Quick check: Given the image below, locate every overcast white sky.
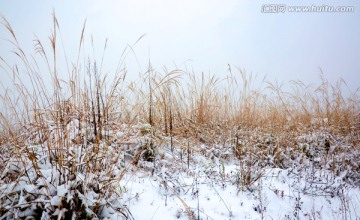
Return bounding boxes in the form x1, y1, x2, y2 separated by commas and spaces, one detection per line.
1, 0, 359, 91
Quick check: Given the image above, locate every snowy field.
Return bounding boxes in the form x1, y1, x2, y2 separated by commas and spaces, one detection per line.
121, 165, 360, 220
1, 121, 360, 220
1, 2, 360, 219
120, 138, 360, 220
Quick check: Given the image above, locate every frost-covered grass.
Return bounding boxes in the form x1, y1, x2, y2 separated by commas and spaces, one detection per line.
117, 125, 360, 220
1, 13, 360, 219
2, 122, 359, 219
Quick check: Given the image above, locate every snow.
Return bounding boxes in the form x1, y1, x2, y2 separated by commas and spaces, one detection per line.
57, 184, 69, 197
1, 123, 360, 219
117, 153, 360, 220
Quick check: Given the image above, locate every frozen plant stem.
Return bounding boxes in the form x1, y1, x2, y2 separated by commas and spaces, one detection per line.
148, 64, 153, 126
187, 138, 190, 170
257, 180, 268, 220
196, 177, 200, 220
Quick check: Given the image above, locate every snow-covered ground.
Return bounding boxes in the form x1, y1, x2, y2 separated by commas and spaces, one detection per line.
1, 124, 359, 219
119, 144, 360, 220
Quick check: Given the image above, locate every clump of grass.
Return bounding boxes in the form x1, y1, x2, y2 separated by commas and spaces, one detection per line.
0, 13, 132, 219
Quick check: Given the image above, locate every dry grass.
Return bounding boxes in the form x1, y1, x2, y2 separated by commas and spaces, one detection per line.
123, 65, 359, 138
0, 14, 133, 219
